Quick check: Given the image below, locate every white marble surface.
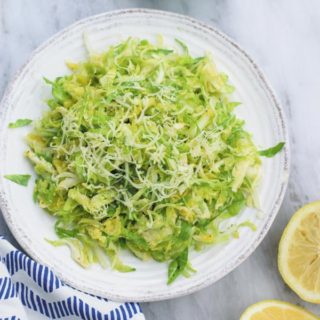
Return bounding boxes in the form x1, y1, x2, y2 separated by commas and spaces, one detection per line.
1, 0, 320, 319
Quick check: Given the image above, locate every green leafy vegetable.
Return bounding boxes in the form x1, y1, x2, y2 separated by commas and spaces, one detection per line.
175, 38, 189, 54
168, 248, 189, 284
4, 174, 31, 186
259, 142, 285, 157
26, 38, 262, 283
8, 119, 32, 128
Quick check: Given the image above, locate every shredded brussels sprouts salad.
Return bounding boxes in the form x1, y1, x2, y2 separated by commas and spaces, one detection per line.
7, 37, 283, 284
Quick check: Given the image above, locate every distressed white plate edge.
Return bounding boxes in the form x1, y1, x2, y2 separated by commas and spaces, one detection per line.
0, 8, 290, 302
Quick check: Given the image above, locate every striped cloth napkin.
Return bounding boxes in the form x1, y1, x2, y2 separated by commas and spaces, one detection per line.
0, 236, 144, 320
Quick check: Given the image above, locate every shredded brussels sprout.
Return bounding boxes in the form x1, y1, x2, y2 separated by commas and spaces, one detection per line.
26, 38, 262, 283
4, 174, 31, 186
9, 118, 32, 128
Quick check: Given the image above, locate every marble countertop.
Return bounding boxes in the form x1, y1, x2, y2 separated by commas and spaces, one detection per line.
1, 0, 320, 319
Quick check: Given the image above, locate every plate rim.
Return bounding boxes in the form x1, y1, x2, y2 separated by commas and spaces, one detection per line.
0, 8, 290, 302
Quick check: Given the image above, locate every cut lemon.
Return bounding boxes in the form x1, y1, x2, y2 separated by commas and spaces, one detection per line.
278, 201, 320, 303
240, 300, 319, 320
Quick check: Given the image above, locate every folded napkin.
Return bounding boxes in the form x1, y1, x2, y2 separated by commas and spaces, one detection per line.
0, 236, 144, 320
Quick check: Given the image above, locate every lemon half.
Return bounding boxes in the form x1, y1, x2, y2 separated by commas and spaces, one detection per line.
240, 300, 319, 320
278, 201, 320, 303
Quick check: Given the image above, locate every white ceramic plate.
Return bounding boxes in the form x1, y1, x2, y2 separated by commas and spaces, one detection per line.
0, 9, 289, 302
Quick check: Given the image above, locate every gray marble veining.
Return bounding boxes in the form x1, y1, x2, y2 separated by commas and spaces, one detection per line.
1, 0, 320, 319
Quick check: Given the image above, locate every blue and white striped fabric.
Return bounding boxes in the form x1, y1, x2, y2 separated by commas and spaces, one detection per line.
0, 236, 144, 320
